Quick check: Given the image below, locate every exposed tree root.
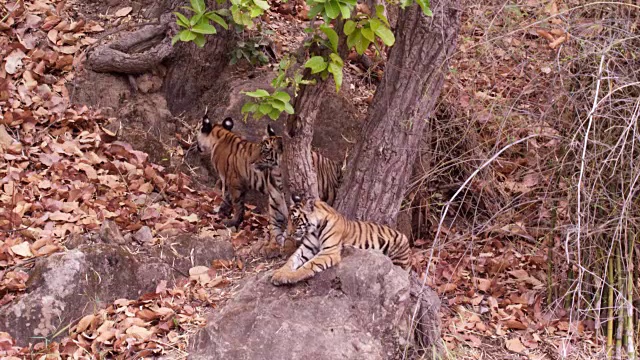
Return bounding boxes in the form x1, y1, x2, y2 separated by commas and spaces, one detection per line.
86, 20, 173, 74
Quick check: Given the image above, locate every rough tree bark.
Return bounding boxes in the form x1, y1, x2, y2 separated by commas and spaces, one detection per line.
334, 0, 461, 226
162, 27, 231, 113
283, 82, 326, 201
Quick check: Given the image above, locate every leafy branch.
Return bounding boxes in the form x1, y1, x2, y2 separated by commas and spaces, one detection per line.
172, 0, 228, 47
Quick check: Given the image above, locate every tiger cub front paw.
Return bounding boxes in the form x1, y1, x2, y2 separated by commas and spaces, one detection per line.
271, 267, 298, 286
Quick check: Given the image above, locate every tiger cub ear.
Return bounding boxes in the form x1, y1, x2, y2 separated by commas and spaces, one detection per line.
267, 124, 276, 137
201, 114, 213, 134
222, 117, 234, 131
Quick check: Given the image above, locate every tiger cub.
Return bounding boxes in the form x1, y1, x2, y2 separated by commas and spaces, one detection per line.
197, 114, 288, 245
254, 126, 343, 206
271, 196, 411, 285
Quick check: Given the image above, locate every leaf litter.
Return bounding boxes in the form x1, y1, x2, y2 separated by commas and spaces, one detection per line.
0, 0, 277, 357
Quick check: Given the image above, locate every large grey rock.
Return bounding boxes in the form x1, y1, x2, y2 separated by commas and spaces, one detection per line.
149, 234, 236, 275
0, 244, 174, 346
189, 248, 427, 360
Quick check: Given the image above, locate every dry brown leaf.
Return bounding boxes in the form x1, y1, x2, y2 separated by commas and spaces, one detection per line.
76, 314, 95, 333
0, 125, 16, 148
505, 337, 526, 354
474, 277, 492, 292
125, 325, 153, 340
536, 29, 554, 42
115, 7, 133, 17
36, 244, 61, 256
438, 283, 457, 293
504, 319, 528, 330
5, 49, 26, 75
10, 242, 33, 258
508, 269, 529, 279
47, 29, 58, 44
95, 329, 116, 343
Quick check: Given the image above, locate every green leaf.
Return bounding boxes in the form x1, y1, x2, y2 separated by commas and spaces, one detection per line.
244, 89, 270, 98
272, 91, 291, 103
339, 4, 351, 19
329, 52, 343, 66
375, 5, 390, 27
415, 0, 433, 16
231, 6, 242, 24
346, 29, 359, 49
324, 0, 340, 19
174, 12, 190, 27
216, 8, 231, 16
194, 33, 206, 47
283, 101, 294, 114
357, 37, 370, 54
259, 103, 273, 115
241, 102, 259, 114
250, 6, 263, 18
343, 20, 356, 35
327, 62, 343, 92
192, 22, 217, 34
270, 99, 286, 111
348, 30, 369, 55
369, 18, 381, 32
304, 56, 328, 74
171, 33, 181, 45
361, 27, 374, 42
241, 12, 253, 27
190, 0, 206, 14
253, 0, 270, 10
308, 4, 324, 19
268, 108, 282, 120
320, 25, 339, 52
190, 12, 204, 26
374, 25, 395, 46
400, 0, 411, 9
179, 29, 197, 42
206, 12, 228, 29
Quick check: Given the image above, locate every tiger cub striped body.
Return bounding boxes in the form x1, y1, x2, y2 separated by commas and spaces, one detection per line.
197, 115, 288, 244
253, 131, 343, 206
271, 197, 411, 285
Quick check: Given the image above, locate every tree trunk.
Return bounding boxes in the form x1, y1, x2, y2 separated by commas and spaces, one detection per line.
283, 26, 348, 203
334, 0, 461, 226
283, 82, 328, 201
162, 1, 231, 113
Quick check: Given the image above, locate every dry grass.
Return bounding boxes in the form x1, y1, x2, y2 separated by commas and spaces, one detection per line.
408, 0, 640, 358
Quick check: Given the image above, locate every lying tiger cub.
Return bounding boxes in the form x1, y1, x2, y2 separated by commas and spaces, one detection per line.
271, 196, 412, 285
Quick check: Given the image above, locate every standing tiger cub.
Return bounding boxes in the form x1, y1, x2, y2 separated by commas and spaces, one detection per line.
271, 196, 412, 286
197, 114, 288, 245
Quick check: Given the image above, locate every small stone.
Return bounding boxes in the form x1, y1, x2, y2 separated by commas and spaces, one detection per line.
99, 220, 126, 244
133, 226, 153, 244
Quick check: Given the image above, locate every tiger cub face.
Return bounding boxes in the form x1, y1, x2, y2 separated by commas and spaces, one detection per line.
289, 195, 318, 242
196, 114, 234, 153
253, 124, 283, 171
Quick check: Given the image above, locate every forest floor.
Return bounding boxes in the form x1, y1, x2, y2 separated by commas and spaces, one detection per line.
0, 0, 612, 359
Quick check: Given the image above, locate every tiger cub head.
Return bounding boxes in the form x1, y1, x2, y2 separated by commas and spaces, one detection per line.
289, 195, 318, 241
196, 111, 234, 153
253, 124, 283, 170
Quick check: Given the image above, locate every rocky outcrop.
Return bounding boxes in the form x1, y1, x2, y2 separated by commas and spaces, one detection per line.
189, 248, 440, 359
0, 244, 172, 346
0, 234, 235, 346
